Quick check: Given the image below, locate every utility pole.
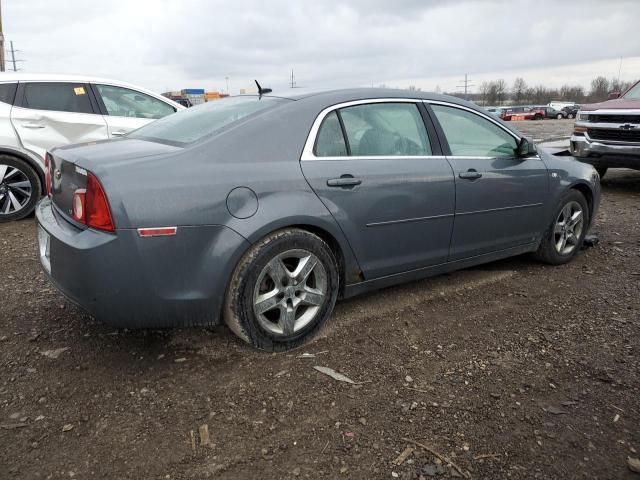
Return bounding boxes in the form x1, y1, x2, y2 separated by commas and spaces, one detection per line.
290, 69, 296, 88
456, 73, 475, 100
8, 40, 17, 71
0, 1, 5, 72
225, 76, 229, 94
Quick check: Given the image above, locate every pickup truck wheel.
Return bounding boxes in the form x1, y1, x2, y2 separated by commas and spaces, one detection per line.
0, 156, 42, 223
224, 228, 339, 352
534, 190, 589, 266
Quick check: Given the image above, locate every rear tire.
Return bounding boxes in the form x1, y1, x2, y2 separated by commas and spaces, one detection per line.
224, 228, 339, 351
534, 190, 589, 265
534, 114, 543, 120
0, 156, 42, 223
556, 113, 564, 119
595, 167, 608, 179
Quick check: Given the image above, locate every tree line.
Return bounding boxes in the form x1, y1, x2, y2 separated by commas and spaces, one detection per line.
467, 76, 637, 106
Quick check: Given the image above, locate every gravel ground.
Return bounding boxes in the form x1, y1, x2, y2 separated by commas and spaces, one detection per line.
1, 150, 639, 478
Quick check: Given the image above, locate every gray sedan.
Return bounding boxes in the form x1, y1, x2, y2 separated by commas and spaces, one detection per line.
36, 88, 601, 351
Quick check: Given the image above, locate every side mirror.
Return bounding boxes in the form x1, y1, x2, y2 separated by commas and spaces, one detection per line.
608, 91, 621, 100
517, 137, 536, 157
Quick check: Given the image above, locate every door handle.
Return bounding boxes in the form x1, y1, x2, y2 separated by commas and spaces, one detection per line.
327, 177, 362, 187
111, 130, 127, 136
459, 170, 482, 180
21, 123, 45, 129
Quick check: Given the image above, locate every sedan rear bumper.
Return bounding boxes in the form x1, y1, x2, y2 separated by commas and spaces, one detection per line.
36, 198, 249, 328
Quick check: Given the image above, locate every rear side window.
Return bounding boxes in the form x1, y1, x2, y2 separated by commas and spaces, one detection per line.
96, 84, 175, 119
314, 111, 348, 157
0, 83, 17, 105
314, 102, 431, 157
21, 82, 94, 114
130, 96, 286, 146
340, 103, 431, 156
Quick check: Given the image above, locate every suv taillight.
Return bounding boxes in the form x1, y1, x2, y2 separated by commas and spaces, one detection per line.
71, 172, 115, 232
44, 153, 52, 197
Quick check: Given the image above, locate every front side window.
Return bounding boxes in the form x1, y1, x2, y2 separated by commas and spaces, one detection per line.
22, 82, 94, 114
96, 84, 175, 119
431, 104, 518, 158
129, 96, 286, 146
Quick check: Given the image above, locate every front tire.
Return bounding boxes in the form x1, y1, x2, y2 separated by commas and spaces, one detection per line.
0, 156, 42, 223
224, 228, 339, 351
534, 190, 589, 265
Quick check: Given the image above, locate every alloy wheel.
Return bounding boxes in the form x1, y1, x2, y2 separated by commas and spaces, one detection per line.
0, 164, 33, 216
553, 201, 584, 255
253, 249, 328, 337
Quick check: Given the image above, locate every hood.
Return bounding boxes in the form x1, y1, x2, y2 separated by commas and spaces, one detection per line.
580, 98, 640, 111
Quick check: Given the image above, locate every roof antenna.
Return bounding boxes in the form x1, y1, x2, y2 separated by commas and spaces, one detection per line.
255, 80, 272, 99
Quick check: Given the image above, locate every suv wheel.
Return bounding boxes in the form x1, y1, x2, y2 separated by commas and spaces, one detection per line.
224, 228, 339, 351
556, 113, 564, 119
534, 190, 589, 265
0, 156, 42, 222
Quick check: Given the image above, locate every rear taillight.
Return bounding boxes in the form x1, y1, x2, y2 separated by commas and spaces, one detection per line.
71, 172, 115, 232
44, 153, 52, 197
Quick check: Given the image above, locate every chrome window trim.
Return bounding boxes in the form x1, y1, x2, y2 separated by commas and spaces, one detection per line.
300, 98, 434, 161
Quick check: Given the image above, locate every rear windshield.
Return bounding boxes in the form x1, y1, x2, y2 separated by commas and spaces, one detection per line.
129, 96, 287, 146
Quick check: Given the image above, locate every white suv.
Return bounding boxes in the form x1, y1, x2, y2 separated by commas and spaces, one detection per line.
0, 73, 183, 222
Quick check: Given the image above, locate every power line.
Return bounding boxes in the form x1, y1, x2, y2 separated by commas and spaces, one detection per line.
456, 73, 475, 100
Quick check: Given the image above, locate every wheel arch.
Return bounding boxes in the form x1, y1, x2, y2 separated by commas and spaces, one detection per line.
569, 181, 594, 219
0, 147, 45, 193
238, 218, 363, 298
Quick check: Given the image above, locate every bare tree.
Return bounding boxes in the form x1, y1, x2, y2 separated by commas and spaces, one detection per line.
494, 79, 507, 105
512, 77, 527, 104
589, 76, 610, 102
479, 81, 491, 105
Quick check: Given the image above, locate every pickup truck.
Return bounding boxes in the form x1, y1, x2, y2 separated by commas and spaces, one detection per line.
570, 80, 640, 177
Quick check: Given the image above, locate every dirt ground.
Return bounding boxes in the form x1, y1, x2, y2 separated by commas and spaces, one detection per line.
1, 127, 639, 479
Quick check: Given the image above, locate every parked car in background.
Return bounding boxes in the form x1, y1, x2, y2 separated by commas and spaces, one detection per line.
500, 106, 536, 121
0, 74, 183, 222
531, 106, 566, 120
562, 105, 580, 119
483, 106, 504, 118
549, 101, 577, 111
570, 80, 640, 177
37, 89, 600, 351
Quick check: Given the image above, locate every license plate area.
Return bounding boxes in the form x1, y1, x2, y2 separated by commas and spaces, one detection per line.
37, 225, 51, 274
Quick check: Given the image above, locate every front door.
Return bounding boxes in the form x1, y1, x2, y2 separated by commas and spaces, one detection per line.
92, 84, 177, 138
428, 103, 549, 261
11, 82, 108, 160
301, 101, 455, 280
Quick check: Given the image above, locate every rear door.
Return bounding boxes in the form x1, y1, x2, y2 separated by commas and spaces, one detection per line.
428, 102, 548, 261
301, 100, 455, 280
10, 82, 108, 159
92, 84, 177, 137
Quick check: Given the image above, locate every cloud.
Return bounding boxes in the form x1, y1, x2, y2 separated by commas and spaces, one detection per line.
4, 0, 640, 93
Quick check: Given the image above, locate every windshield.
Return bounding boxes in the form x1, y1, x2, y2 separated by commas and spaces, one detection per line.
624, 82, 640, 99
129, 96, 287, 146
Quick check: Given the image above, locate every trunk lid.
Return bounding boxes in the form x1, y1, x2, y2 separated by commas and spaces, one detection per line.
49, 138, 182, 222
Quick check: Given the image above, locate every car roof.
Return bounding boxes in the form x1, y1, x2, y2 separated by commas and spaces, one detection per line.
0, 72, 183, 108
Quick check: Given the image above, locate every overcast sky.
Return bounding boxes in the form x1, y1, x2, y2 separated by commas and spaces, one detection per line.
3, 0, 640, 94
